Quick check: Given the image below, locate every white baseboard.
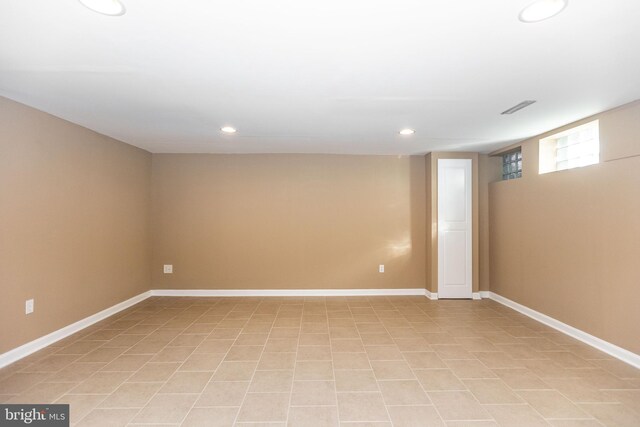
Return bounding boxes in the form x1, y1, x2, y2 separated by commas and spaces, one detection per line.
10, 288, 635, 373
425, 291, 484, 300
425, 290, 438, 300
487, 291, 640, 369
0, 288, 428, 368
0, 291, 152, 369
151, 288, 427, 297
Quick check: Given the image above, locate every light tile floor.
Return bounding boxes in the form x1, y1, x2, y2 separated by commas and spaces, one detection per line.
1, 296, 639, 426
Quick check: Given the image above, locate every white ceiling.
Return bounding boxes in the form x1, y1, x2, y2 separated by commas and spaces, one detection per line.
1, 0, 639, 154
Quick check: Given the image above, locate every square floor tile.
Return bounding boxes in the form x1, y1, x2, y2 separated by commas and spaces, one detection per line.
98, 382, 162, 408
414, 369, 466, 391
403, 352, 446, 369
289, 406, 339, 427
249, 370, 293, 392
294, 361, 334, 380
333, 353, 371, 370
486, 404, 548, 427
182, 407, 239, 427
387, 405, 444, 427
518, 390, 589, 419
76, 408, 139, 427
160, 371, 212, 393
337, 392, 390, 422
257, 352, 297, 370
378, 380, 431, 405
370, 360, 415, 380
196, 381, 249, 407
212, 361, 257, 381
291, 380, 337, 406
237, 392, 289, 422
428, 391, 492, 421
464, 379, 523, 404
335, 370, 378, 392
179, 353, 224, 371
132, 393, 198, 423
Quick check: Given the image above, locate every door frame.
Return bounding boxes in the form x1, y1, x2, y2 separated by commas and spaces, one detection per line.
437, 158, 473, 299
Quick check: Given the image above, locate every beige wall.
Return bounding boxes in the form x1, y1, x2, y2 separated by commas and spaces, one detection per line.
151, 154, 426, 290
0, 97, 152, 354
479, 154, 501, 291
489, 100, 640, 354
425, 154, 433, 292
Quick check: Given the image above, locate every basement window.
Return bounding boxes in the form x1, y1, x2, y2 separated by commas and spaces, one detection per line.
502, 149, 522, 180
539, 120, 599, 174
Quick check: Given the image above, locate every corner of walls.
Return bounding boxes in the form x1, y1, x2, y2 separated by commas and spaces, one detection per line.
478, 153, 502, 292
488, 100, 640, 356
424, 153, 435, 293
0, 96, 154, 355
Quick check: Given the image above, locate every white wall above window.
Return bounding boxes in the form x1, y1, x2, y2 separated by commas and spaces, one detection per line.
539, 120, 600, 174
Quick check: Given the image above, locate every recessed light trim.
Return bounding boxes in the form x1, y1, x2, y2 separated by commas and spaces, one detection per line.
78, 0, 126, 16
399, 129, 415, 135
519, 0, 568, 23
221, 126, 237, 134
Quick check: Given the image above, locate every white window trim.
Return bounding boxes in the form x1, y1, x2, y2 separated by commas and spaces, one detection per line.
539, 120, 600, 174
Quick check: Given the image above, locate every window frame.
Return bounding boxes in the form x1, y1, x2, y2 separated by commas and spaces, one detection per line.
539, 120, 600, 174
502, 148, 522, 181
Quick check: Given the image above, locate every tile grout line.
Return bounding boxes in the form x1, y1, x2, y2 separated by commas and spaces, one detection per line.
170, 298, 239, 426
413, 298, 484, 424
13, 303, 158, 406
95, 298, 226, 426
230, 299, 279, 425
376, 297, 440, 425
328, 298, 344, 425
350, 296, 394, 425
397, 297, 451, 425
67, 300, 172, 425
285, 297, 314, 426
2, 296, 638, 426
120, 300, 211, 426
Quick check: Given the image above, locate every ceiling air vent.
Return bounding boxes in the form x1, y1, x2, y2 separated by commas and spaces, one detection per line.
501, 100, 536, 115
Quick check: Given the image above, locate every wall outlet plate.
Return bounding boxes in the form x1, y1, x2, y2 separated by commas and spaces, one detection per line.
379, 264, 385, 273
25, 299, 34, 314
163, 264, 173, 274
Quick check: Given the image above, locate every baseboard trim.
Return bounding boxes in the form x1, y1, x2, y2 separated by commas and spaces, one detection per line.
151, 288, 427, 297
12, 288, 633, 373
0, 291, 152, 369
425, 291, 483, 300
425, 290, 438, 300
487, 291, 640, 369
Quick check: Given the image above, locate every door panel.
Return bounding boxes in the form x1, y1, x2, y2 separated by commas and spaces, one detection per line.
443, 230, 467, 286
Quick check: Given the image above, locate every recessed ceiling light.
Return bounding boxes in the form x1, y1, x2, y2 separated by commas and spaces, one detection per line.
78, 0, 126, 16
221, 126, 237, 134
399, 129, 415, 135
519, 0, 568, 23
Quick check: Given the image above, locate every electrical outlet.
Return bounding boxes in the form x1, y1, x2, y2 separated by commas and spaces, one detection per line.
25, 299, 34, 315
379, 264, 385, 273
163, 264, 173, 274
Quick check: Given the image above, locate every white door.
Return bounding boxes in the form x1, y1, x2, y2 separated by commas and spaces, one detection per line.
437, 159, 472, 299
